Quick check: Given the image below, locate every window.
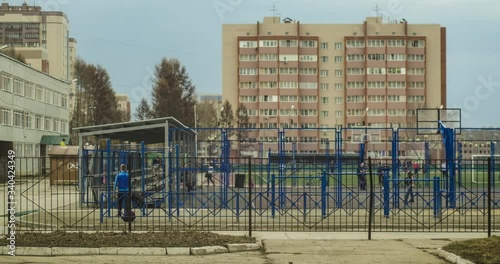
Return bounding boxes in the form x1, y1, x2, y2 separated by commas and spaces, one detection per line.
409, 82, 425, 88
25, 33, 39, 39
367, 81, 385, 89
260, 95, 278, 102
346, 82, 365, 89
299, 68, 317, 75
388, 109, 406, 116
334, 56, 342, 63
25, 113, 33, 129
346, 40, 365, 47
300, 95, 317, 102
259, 40, 278, 47
260, 81, 277, 88
320, 70, 329, 77
387, 39, 406, 47
279, 95, 298, 102
299, 109, 317, 116
259, 109, 278, 117
407, 54, 425, 61
367, 54, 385, 61
335, 42, 342, 50
346, 68, 365, 75
320, 42, 328, 50
387, 95, 403, 102
320, 83, 329, 91
53, 119, 60, 133
260, 54, 278, 61
320, 56, 328, 63
408, 68, 425, 75
2, 74, 12, 92
367, 95, 385, 102
240, 82, 258, 89
35, 115, 43, 130
279, 68, 298, 75
410, 40, 425, 48
13, 78, 24, 95
346, 54, 365, 61
335, 70, 342, 77
388, 54, 406, 61
259, 68, 277, 75
53, 92, 61, 107
322, 97, 329, 104
279, 81, 298, 89
387, 68, 405, 74
335, 83, 343, 90
408, 95, 425, 102
335, 111, 343, 118
45, 89, 53, 104
367, 68, 386, 75
346, 109, 364, 116
367, 109, 386, 116
239, 54, 257, 61
280, 40, 298, 47
35, 85, 44, 101
61, 95, 68, 108
1, 108, 12, 126
299, 55, 317, 61
240, 96, 257, 102
388, 81, 406, 88
299, 82, 317, 89
300, 40, 317, 48
335, 97, 343, 104
239, 41, 257, 48
279, 54, 298, 62
347, 95, 365, 103
239, 68, 258, 75
44, 117, 52, 131
367, 39, 385, 47
13, 111, 23, 127
320, 111, 329, 118
25, 82, 34, 99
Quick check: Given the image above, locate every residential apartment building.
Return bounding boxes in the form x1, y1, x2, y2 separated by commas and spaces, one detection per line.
116, 93, 131, 121
0, 2, 74, 81
223, 16, 446, 154
0, 52, 70, 175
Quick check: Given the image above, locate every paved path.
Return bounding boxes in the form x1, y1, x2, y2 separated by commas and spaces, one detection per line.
3, 232, 489, 263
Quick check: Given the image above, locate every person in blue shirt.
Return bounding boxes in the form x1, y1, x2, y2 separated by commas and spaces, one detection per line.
114, 164, 129, 216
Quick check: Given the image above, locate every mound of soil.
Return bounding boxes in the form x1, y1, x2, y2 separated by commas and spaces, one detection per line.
9, 231, 256, 248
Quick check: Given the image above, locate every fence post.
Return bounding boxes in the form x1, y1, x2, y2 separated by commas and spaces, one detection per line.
248, 157, 252, 238
321, 171, 327, 218
488, 157, 492, 237
271, 174, 276, 218
433, 177, 441, 218
368, 157, 374, 240
383, 170, 390, 218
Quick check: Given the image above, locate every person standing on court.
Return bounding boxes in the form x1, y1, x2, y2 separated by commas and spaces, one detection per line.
114, 164, 130, 216
357, 162, 367, 190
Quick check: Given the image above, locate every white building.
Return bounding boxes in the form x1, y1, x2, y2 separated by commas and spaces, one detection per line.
0, 52, 70, 175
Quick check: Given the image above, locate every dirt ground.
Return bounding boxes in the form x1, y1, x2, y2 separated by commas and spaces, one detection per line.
7, 231, 256, 248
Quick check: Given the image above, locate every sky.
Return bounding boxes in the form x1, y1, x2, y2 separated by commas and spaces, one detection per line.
9, 0, 500, 127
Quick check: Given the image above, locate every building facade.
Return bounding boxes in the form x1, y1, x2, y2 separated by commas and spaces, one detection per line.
116, 93, 131, 121
0, 2, 74, 81
0, 52, 70, 174
223, 16, 446, 154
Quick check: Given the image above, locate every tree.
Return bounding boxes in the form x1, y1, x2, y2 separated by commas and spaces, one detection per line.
220, 100, 234, 129
236, 103, 250, 140
151, 58, 196, 127
70, 58, 122, 144
135, 98, 153, 120
0, 46, 26, 63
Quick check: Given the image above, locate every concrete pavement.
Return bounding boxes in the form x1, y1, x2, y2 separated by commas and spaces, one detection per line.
2, 232, 488, 263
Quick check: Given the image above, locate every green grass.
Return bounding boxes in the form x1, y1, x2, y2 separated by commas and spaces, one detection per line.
442, 236, 500, 264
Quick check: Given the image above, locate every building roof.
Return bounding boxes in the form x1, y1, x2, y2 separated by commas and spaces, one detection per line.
73, 117, 195, 145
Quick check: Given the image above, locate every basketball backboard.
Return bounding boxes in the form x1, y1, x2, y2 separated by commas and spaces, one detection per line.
417, 108, 461, 135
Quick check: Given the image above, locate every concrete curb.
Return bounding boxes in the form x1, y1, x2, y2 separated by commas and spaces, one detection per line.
435, 248, 475, 264
2, 242, 262, 256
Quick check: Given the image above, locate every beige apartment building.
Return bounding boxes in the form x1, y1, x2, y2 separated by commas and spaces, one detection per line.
0, 2, 73, 82
222, 16, 446, 155
116, 94, 131, 121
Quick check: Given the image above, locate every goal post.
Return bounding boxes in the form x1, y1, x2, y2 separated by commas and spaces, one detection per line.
471, 154, 500, 184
